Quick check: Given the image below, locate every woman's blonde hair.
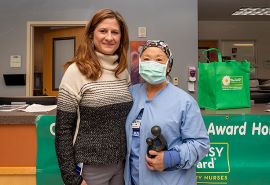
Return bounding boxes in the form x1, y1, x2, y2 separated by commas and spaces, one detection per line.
65, 8, 129, 80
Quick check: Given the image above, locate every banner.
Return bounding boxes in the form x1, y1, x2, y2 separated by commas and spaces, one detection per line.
197, 115, 270, 185
36, 115, 64, 185
35, 115, 270, 185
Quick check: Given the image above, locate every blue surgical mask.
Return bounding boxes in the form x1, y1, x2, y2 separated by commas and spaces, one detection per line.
139, 60, 167, 84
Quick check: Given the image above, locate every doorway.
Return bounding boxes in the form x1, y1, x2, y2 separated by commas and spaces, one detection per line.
198, 40, 219, 62
26, 21, 87, 96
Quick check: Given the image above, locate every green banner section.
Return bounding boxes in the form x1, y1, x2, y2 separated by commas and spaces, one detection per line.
35, 115, 270, 185
197, 115, 270, 185
36, 115, 64, 185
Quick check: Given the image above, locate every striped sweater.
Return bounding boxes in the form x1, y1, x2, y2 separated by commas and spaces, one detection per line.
55, 52, 133, 185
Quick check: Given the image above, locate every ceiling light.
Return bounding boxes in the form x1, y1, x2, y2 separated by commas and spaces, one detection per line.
233, 43, 254, 47
232, 8, 270, 15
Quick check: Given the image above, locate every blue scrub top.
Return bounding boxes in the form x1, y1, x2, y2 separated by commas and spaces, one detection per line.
124, 82, 210, 185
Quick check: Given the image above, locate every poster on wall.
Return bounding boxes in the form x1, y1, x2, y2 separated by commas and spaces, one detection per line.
130, 40, 146, 85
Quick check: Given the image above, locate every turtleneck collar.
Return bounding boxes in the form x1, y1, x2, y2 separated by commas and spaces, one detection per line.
96, 51, 119, 71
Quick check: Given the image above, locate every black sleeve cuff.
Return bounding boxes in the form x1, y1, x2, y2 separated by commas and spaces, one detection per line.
75, 175, 83, 185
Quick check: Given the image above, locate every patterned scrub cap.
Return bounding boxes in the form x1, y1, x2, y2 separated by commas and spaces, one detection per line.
139, 40, 174, 67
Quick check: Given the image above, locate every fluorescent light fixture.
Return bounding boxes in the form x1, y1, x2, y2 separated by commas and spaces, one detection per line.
233, 43, 254, 47
232, 8, 270, 15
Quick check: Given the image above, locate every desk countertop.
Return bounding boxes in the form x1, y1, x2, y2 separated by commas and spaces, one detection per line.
0, 110, 56, 124
201, 103, 270, 115
0, 104, 270, 124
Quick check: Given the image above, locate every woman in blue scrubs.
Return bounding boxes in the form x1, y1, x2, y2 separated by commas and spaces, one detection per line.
124, 40, 210, 185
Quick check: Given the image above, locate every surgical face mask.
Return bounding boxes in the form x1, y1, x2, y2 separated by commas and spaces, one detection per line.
139, 59, 168, 85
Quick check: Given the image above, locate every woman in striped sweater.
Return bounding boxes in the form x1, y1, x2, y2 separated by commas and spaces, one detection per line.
55, 9, 132, 185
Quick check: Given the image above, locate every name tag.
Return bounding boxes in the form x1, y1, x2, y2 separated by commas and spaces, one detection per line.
132, 120, 141, 137
132, 120, 141, 129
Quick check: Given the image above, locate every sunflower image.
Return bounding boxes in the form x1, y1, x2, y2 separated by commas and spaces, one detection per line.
222, 76, 230, 86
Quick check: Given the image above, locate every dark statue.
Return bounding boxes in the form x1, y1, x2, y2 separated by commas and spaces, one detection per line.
146, 125, 167, 158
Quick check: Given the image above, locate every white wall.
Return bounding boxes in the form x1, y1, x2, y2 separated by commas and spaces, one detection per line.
0, 0, 198, 97
199, 21, 270, 80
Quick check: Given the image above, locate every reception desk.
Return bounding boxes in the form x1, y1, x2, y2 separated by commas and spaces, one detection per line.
0, 110, 55, 185
0, 104, 269, 185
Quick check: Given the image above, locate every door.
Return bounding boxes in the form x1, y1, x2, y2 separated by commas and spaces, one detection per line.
43, 27, 85, 96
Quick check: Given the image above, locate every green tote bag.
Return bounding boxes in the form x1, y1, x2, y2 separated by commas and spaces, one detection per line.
198, 48, 250, 110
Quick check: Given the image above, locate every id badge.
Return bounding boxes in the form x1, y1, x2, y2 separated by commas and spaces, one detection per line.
132, 120, 141, 137
132, 120, 141, 129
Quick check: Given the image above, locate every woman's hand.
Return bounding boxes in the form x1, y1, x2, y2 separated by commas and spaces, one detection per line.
81, 179, 87, 185
145, 150, 165, 171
